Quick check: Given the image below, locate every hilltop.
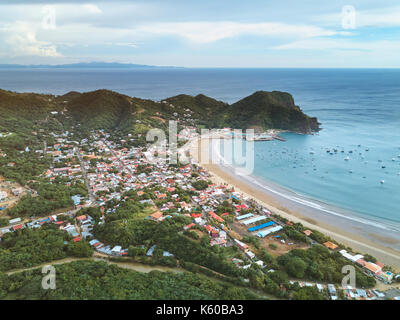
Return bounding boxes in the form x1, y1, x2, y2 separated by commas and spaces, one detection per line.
165, 90, 320, 133
228, 91, 320, 133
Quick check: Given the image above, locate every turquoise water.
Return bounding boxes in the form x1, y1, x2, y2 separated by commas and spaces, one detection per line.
1, 67, 399, 226
253, 130, 400, 224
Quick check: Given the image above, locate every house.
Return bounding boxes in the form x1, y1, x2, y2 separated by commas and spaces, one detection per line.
327, 284, 337, 299
323, 241, 338, 250
234, 239, 248, 251
255, 260, 264, 267
245, 251, 255, 259
339, 249, 364, 262
210, 237, 227, 247
208, 211, 224, 223
149, 211, 163, 221
194, 217, 206, 225
303, 229, 312, 236
146, 244, 156, 256
363, 262, 382, 275
184, 223, 195, 230
12, 223, 24, 231
111, 246, 122, 256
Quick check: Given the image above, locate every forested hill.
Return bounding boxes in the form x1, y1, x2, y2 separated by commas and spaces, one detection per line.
228, 91, 320, 133
0, 88, 320, 136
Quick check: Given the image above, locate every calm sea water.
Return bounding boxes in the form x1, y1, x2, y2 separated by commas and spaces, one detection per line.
1, 68, 400, 225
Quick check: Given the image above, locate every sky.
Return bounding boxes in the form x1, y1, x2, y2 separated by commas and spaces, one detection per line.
0, 0, 400, 67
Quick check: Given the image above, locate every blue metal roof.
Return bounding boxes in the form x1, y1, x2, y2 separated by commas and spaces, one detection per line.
248, 221, 275, 232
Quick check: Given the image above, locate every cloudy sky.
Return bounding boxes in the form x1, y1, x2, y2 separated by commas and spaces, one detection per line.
0, 0, 400, 67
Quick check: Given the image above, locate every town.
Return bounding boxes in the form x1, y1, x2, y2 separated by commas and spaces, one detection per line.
1, 126, 399, 301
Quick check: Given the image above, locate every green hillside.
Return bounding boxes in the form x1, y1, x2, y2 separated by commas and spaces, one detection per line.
227, 91, 320, 133
0, 88, 320, 138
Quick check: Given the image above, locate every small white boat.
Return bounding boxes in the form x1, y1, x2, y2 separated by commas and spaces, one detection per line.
380, 180, 385, 184
344, 156, 350, 161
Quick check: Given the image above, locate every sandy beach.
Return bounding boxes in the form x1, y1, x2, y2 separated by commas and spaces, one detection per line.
187, 136, 400, 272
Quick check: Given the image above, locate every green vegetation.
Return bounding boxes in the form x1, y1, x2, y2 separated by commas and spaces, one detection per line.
66, 241, 93, 258
192, 180, 210, 190
227, 91, 320, 133
277, 245, 376, 288
0, 260, 263, 300
94, 215, 240, 277
6, 182, 78, 217
166, 90, 320, 133
0, 225, 88, 272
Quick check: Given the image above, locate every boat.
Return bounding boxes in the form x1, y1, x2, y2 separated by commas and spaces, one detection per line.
380, 180, 385, 184
344, 156, 350, 161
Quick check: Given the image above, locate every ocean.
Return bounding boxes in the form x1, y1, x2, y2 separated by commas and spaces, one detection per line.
1, 67, 400, 231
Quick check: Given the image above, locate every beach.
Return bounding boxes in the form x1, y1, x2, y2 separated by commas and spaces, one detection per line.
187, 136, 400, 272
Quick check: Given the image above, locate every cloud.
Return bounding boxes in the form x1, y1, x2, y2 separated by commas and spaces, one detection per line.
273, 37, 400, 53
357, 7, 400, 28
135, 21, 342, 44
105, 42, 139, 48
82, 4, 102, 14
4, 21, 61, 57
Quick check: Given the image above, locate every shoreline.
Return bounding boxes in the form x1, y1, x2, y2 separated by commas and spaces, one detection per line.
187, 136, 400, 272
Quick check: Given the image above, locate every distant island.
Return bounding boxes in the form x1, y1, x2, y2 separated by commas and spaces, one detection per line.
0, 62, 183, 69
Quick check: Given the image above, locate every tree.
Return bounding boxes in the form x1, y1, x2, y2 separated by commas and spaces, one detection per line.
67, 241, 93, 258
286, 257, 307, 278
292, 286, 325, 300
259, 248, 274, 264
